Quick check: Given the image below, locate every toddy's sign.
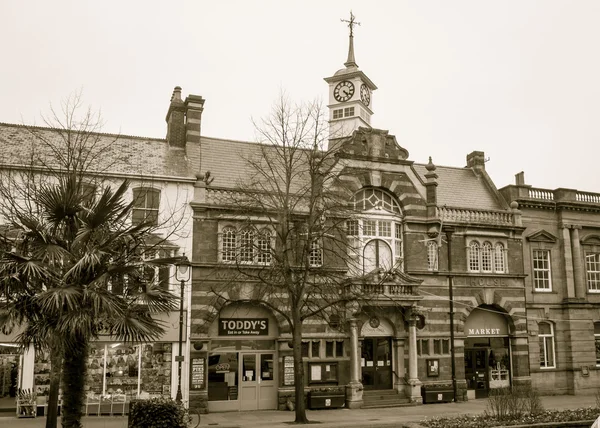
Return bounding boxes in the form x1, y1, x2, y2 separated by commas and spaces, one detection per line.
219, 318, 268, 336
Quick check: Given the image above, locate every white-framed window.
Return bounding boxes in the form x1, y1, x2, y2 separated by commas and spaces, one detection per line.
494, 243, 505, 273
532, 249, 552, 291
309, 239, 323, 267
347, 189, 403, 275
538, 321, 555, 369
333, 109, 343, 120
427, 241, 438, 271
344, 107, 354, 117
586, 253, 600, 292
594, 322, 600, 366
467, 239, 507, 273
219, 225, 274, 265
132, 187, 160, 226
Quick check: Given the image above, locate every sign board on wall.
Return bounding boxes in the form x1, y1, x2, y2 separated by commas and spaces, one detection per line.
218, 318, 269, 336
190, 357, 205, 390
283, 356, 294, 386
464, 308, 509, 336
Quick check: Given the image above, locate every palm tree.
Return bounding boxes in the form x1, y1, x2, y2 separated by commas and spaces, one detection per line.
0, 174, 178, 428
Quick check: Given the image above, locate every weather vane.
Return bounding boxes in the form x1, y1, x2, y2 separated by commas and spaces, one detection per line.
341, 10, 360, 37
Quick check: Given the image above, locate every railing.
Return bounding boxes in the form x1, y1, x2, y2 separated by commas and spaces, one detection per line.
528, 188, 554, 200
206, 188, 252, 205
361, 283, 417, 296
436, 206, 513, 226
576, 191, 600, 204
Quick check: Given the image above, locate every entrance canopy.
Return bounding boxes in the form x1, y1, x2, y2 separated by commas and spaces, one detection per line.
465, 306, 509, 337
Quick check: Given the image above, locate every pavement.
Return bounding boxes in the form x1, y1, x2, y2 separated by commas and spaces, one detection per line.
1, 394, 598, 428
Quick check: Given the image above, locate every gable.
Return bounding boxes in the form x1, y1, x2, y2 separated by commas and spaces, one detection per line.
526, 229, 558, 243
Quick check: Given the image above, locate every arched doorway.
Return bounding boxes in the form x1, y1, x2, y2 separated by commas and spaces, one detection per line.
464, 305, 512, 399
360, 317, 394, 390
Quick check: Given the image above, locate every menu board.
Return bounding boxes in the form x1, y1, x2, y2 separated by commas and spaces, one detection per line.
190, 357, 205, 390
283, 356, 294, 386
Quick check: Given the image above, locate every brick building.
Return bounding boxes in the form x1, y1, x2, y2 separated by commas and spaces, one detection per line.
500, 173, 600, 394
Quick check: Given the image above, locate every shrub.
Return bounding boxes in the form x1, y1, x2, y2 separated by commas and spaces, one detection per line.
129, 397, 191, 428
485, 385, 544, 421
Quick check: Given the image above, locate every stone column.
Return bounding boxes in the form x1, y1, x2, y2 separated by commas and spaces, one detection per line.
345, 319, 363, 409
406, 318, 422, 403
394, 338, 406, 393
562, 225, 576, 299
571, 226, 586, 299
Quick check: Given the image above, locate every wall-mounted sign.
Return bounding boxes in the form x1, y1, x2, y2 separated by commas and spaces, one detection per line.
464, 307, 509, 336
283, 356, 294, 386
218, 318, 269, 336
190, 357, 205, 390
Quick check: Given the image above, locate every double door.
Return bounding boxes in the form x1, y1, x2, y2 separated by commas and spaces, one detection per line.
361, 337, 393, 390
240, 352, 276, 410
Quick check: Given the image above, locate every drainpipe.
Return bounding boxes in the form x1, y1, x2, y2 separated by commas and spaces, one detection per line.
445, 227, 458, 402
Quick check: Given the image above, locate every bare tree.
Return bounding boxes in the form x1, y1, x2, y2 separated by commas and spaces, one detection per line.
207, 95, 391, 423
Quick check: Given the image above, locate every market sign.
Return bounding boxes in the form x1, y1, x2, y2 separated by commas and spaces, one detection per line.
464, 308, 509, 337
218, 318, 269, 336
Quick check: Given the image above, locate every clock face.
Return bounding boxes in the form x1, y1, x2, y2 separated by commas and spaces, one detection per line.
360, 84, 371, 106
333, 81, 355, 102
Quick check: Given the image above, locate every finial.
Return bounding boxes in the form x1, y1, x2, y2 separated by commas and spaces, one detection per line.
426, 156, 436, 172
341, 11, 360, 68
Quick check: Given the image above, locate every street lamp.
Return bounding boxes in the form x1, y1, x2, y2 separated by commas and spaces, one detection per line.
175, 255, 191, 403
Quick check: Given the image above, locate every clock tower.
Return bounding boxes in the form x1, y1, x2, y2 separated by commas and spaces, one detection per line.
324, 12, 377, 140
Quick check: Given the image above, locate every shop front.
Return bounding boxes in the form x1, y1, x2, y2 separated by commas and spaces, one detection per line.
464, 306, 512, 399
205, 303, 279, 412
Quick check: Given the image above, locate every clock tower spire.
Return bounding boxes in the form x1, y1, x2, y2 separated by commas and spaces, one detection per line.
324, 11, 377, 140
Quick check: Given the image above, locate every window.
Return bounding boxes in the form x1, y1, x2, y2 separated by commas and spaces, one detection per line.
220, 225, 274, 264
427, 241, 438, 271
532, 249, 552, 291
333, 109, 343, 119
132, 188, 160, 226
467, 240, 507, 273
309, 239, 323, 267
586, 253, 600, 292
344, 107, 354, 117
595, 322, 600, 366
538, 322, 555, 368
347, 189, 403, 275
494, 243, 505, 273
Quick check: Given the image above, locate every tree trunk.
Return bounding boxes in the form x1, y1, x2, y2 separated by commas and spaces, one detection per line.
46, 342, 63, 428
292, 313, 309, 423
60, 340, 88, 428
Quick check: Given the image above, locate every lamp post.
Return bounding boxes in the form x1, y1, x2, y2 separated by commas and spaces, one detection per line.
175, 255, 191, 403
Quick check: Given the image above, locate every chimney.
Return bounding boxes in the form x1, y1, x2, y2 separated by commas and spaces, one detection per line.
515, 171, 525, 186
184, 94, 205, 147
466, 151, 485, 170
166, 86, 186, 148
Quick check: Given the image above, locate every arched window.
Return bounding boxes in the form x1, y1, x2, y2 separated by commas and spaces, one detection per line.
222, 227, 237, 262
468, 241, 480, 272
239, 228, 255, 263
348, 188, 403, 275
481, 242, 493, 272
363, 239, 393, 273
427, 241, 438, 271
132, 187, 160, 226
538, 322, 555, 369
494, 243, 505, 273
256, 229, 273, 265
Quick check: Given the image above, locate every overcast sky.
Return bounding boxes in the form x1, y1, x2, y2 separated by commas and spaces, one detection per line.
2, 1, 599, 192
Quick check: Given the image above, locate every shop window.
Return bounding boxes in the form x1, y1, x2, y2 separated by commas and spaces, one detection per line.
427, 241, 438, 271
533, 250, 552, 291
207, 352, 239, 402
132, 188, 160, 226
538, 322, 555, 369
586, 253, 600, 292
595, 322, 600, 366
